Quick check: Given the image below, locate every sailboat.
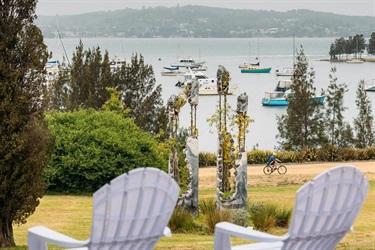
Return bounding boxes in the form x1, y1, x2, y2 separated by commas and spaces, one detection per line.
275, 35, 295, 77
240, 36, 271, 73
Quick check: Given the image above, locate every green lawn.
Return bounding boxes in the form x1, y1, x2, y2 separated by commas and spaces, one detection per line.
12, 181, 375, 250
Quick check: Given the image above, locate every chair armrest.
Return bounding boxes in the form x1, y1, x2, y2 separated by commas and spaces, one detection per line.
163, 226, 172, 237
215, 222, 288, 242
28, 226, 90, 250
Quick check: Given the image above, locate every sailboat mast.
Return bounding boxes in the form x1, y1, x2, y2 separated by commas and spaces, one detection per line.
56, 14, 59, 62
248, 41, 250, 64
293, 34, 295, 68
257, 29, 260, 60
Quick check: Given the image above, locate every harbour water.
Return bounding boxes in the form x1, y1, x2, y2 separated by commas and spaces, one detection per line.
44, 37, 375, 152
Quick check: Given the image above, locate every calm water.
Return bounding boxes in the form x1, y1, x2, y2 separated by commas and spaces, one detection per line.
44, 38, 375, 152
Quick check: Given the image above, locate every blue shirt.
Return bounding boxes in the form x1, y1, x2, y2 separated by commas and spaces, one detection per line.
268, 155, 276, 164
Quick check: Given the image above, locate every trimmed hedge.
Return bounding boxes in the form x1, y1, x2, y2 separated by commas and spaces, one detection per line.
199, 146, 375, 167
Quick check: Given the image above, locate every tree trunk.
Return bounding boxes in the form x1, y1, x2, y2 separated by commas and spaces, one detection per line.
0, 219, 15, 247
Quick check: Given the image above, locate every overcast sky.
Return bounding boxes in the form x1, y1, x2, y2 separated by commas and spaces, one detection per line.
36, 0, 375, 17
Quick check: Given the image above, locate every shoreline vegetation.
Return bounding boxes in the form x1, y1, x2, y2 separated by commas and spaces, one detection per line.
320, 58, 375, 62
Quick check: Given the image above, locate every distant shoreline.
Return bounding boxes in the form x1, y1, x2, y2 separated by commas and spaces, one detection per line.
320, 58, 375, 62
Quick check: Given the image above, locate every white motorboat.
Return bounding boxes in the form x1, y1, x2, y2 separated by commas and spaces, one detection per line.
110, 57, 127, 71
176, 67, 216, 87
199, 83, 238, 95
275, 67, 294, 77
45, 59, 59, 82
170, 57, 205, 68
365, 79, 375, 92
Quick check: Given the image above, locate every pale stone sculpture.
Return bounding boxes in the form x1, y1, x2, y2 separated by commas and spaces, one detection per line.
216, 86, 249, 210
167, 94, 186, 184
167, 82, 199, 215
177, 137, 199, 215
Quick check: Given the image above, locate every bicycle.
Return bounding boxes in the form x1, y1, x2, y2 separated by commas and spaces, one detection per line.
263, 163, 287, 175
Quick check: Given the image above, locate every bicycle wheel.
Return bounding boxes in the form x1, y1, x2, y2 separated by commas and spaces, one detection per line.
277, 165, 287, 174
263, 165, 273, 175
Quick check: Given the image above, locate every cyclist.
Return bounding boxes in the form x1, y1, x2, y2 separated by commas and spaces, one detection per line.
267, 152, 281, 171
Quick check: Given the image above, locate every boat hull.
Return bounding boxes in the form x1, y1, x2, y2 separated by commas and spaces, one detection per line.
241, 67, 272, 73
262, 96, 325, 106
199, 86, 237, 95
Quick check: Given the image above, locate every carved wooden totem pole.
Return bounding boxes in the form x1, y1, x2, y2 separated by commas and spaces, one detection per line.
216, 65, 249, 209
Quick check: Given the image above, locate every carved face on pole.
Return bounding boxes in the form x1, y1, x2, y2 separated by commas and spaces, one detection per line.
167, 94, 186, 122
236, 92, 248, 114
167, 95, 178, 119
188, 79, 199, 106
167, 94, 178, 120
217, 65, 230, 95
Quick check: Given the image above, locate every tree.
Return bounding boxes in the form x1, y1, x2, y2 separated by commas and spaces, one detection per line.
0, 1, 54, 246
353, 79, 374, 148
353, 34, 366, 58
368, 32, 375, 55
325, 66, 351, 147
113, 53, 167, 135
49, 40, 115, 111
277, 46, 326, 150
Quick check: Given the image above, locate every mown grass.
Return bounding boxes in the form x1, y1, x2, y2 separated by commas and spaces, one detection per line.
11, 180, 375, 250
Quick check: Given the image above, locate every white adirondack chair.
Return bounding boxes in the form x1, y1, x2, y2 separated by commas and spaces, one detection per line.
214, 165, 369, 250
28, 167, 180, 250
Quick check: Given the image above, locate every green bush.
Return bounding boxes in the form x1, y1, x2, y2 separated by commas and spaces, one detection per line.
198, 146, 375, 167
230, 209, 249, 227
168, 206, 196, 233
45, 109, 167, 194
247, 150, 271, 164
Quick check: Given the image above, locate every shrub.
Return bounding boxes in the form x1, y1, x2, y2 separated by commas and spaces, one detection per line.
249, 201, 264, 214
198, 146, 375, 167
199, 151, 217, 167
230, 209, 249, 227
168, 206, 196, 233
45, 109, 167, 194
336, 147, 358, 161
247, 150, 271, 164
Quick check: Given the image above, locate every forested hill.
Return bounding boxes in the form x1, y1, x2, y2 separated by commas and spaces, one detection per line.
36, 5, 374, 38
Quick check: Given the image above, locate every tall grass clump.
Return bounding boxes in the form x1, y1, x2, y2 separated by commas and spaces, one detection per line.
275, 207, 293, 228
199, 197, 217, 215
250, 202, 277, 232
168, 206, 196, 233
249, 202, 292, 232
199, 198, 231, 234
